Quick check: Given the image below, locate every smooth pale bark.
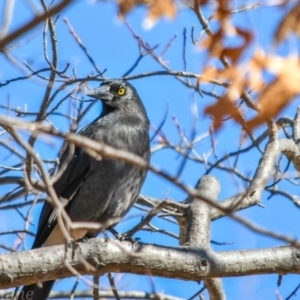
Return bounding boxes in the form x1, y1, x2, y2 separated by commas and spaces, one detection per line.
0, 239, 299, 289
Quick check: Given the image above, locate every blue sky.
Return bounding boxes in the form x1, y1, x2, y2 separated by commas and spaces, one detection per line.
0, 1, 300, 299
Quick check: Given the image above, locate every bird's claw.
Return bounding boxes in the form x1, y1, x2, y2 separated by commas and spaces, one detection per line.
107, 227, 141, 247
119, 235, 141, 248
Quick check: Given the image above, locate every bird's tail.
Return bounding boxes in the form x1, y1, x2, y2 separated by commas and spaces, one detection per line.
16, 280, 55, 300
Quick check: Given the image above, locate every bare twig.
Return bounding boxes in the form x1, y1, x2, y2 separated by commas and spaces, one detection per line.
0, 0, 72, 49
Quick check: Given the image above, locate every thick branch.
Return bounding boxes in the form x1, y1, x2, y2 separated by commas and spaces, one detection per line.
185, 175, 220, 247
1, 239, 300, 289
204, 279, 227, 300
184, 175, 225, 300
279, 138, 300, 172
211, 124, 279, 219
1, 290, 184, 300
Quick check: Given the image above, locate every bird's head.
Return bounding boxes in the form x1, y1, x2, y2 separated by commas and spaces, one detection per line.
87, 80, 145, 111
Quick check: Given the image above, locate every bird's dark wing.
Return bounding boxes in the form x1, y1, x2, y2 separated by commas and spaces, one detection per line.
32, 145, 90, 249
19, 280, 55, 300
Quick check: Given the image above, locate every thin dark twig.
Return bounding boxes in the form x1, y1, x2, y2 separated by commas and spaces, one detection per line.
63, 18, 103, 75
233, 131, 244, 169
0, 230, 35, 237
123, 20, 209, 97
108, 273, 120, 300
211, 240, 233, 246
93, 276, 99, 300
44, 87, 79, 119
182, 27, 190, 85
143, 223, 179, 240
25, 0, 60, 190
122, 54, 144, 77
191, 26, 205, 45
70, 278, 79, 300
0, 243, 15, 252
0, 65, 69, 87
0, 199, 45, 210
209, 126, 218, 160
187, 286, 206, 300
0, 187, 28, 204
122, 44, 159, 77
161, 33, 177, 57
266, 158, 291, 192
125, 200, 183, 238
176, 97, 198, 178
286, 282, 300, 300
206, 129, 268, 174
150, 102, 169, 142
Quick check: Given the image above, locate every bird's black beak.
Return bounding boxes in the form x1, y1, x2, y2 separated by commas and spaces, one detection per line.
87, 85, 113, 101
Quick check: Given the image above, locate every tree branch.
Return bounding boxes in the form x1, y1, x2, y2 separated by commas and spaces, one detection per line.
1, 239, 300, 289
0, 0, 72, 50
183, 176, 226, 300
1, 289, 185, 300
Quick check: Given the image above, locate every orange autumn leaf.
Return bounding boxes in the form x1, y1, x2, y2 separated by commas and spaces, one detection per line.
201, 29, 223, 58
118, 0, 176, 20
204, 95, 244, 130
246, 54, 300, 129
246, 78, 295, 129
202, 26, 252, 63
221, 28, 252, 63
148, 0, 176, 19
247, 50, 265, 92
118, 0, 146, 15
275, 3, 300, 44
205, 53, 300, 130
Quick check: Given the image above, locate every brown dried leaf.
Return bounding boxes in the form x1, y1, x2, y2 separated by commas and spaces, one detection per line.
199, 0, 231, 56
247, 50, 265, 91
246, 57, 300, 129
214, 0, 231, 21
246, 78, 296, 129
204, 96, 244, 130
204, 54, 300, 130
200, 0, 252, 62
202, 26, 252, 63
275, 3, 300, 44
221, 28, 252, 63
246, 53, 300, 128
203, 65, 246, 130
202, 65, 246, 93
118, 0, 147, 16
148, 0, 176, 19
118, 0, 176, 20
201, 29, 223, 58
201, 65, 222, 83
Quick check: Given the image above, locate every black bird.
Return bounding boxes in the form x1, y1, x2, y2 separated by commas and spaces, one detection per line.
17, 80, 150, 300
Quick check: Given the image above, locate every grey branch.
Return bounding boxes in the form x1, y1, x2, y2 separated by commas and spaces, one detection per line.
184, 175, 220, 247
1, 290, 185, 300
0, 239, 300, 289
183, 176, 225, 300
211, 123, 278, 219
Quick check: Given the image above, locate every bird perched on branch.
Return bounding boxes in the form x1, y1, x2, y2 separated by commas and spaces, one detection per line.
17, 80, 150, 300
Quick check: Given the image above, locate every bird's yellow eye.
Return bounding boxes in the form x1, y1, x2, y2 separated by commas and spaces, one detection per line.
117, 87, 125, 96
